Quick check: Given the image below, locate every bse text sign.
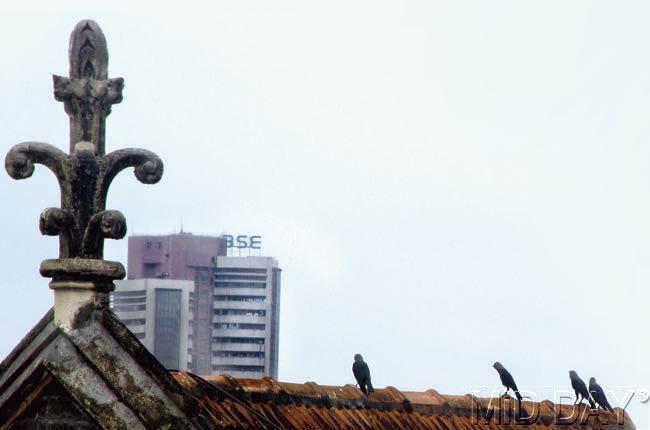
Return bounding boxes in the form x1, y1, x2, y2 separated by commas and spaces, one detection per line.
223, 235, 261, 249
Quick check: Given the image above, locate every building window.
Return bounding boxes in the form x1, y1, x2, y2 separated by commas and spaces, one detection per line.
113, 304, 146, 312
113, 297, 147, 304
214, 295, 265, 302
212, 337, 265, 345
120, 318, 146, 326
214, 267, 267, 274
213, 309, 266, 316
214, 322, 238, 329
143, 263, 159, 278
213, 351, 265, 358
214, 274, 267, 281
113, 290, 146, 297
213, 323, 265, 330
154, 289, 182, 370
214, 281, 266, 289
212, 365, 264, 373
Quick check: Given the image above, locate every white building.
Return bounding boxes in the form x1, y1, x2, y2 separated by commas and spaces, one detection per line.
111, 278, 193, 371
112, 255, 281, 379
211, 256, 281, 379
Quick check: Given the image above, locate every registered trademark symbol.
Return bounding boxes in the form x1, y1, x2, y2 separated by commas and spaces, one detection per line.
637, 388, 649, 403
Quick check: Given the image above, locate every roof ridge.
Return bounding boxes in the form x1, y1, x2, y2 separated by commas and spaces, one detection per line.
174, 372, 637, 429
180, 373, 633, 425
0, 308, 54, 377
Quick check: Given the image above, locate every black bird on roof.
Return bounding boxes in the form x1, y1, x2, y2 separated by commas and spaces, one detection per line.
589, 377, 614, 412
352, 354, 374, 396
493, 362, 522, 401
569, 371, 595, 408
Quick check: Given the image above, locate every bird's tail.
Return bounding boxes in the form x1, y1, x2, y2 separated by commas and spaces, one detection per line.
588, 397, 596, 409
515, 391, 522, 401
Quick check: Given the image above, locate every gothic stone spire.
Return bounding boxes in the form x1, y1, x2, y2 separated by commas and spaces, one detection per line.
4, 20, 163, 325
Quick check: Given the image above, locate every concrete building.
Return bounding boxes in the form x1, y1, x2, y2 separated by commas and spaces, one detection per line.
127, 233, 226, 280
111, 278, 194, 371
126, 233, 281, 378
211, 256, 281, 378
127, 233, 226, 375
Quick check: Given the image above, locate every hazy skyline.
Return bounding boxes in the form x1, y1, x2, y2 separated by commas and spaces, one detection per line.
1, 1, 648, 425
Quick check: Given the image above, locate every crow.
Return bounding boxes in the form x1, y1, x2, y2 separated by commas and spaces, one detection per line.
493, 362, 522, 401
589, 377, 614, 412
569, 371, 595, 408
353, 354, 374, 396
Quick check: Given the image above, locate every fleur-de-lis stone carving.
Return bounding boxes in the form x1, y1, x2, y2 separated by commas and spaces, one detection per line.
5, 20, 163, 285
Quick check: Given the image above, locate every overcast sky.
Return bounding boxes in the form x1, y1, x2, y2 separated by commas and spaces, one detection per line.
1, 0, 649, 425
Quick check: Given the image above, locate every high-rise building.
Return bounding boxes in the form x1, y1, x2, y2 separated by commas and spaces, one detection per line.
127, 233, 226, 375
212, 256, 281, 378
123, 233, 281, 378
111, 278, 194, 370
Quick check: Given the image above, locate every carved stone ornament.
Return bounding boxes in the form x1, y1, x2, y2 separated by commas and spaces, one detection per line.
5, 20, 163, 289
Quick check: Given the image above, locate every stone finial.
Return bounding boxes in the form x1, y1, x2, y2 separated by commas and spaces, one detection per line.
53, 20, 123, 154
4, 20, 163, 327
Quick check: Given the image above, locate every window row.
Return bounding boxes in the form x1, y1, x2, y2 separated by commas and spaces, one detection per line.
214, 295, 265, 302
112, 297, 146, 305
212, 365, 264, 373
214, 274, 267, 281
214, 267, 267, 274
213, 323, 266, 330
214, 281, 266, 289
212, 337, 265, 345
213, 351, 265, 358
214, 309, 266, 317
113, 304, 146, 312
121, 318, 146, 326
113, 290, 146, 297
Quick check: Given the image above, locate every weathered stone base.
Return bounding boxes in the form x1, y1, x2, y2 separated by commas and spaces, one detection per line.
40, 258, 125, 330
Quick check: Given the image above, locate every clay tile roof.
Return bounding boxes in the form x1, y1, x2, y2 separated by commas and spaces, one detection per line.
172, 371, 635, 430
0, 308, 634, 430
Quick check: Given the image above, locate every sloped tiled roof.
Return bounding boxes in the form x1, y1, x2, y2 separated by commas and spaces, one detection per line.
0, 308, 207, 429
172, 372, 635, 430
0, 309, 635, 429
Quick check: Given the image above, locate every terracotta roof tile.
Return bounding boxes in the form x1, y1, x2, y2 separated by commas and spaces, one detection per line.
172, 371, 635, 429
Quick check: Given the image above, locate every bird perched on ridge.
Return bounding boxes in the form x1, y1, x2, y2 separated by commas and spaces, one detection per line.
352, 354, 374, 396
569, 371, 595, 408
589, 377, 614, 412
493, 362, 522, 401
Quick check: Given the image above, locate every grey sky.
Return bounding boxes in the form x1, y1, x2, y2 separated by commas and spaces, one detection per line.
1, 0, 649, 424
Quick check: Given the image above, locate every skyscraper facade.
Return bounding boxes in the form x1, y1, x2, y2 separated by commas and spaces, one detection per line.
111, 278, 194, 370
123, 233, 281, 378
127, 233, 226, 375
212, 256, 281, 378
